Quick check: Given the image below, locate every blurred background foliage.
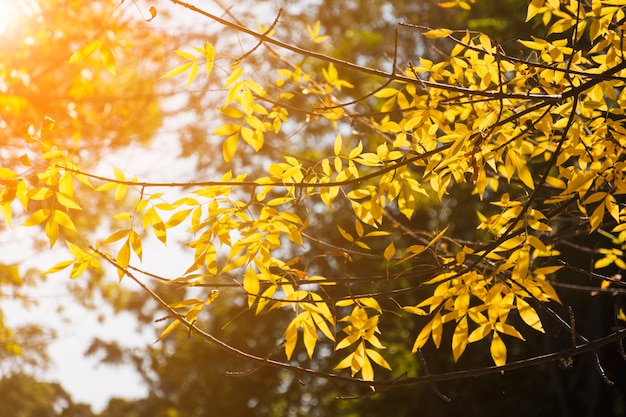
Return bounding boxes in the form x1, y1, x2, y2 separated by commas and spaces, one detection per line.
1, 0, 624, 416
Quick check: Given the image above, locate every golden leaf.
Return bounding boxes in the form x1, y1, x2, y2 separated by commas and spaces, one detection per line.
423, 28, 453, 39
490, 332, 507, 367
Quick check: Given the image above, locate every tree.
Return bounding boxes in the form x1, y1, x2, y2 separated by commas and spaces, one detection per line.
3, 0, 626, 413
0, 373, 95, 417
0, 0, 163, 375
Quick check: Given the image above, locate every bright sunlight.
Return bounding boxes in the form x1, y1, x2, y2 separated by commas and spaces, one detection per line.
0, 0, 25, 34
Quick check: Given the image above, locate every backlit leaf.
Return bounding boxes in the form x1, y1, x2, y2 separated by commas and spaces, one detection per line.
383, 242, 395, 261
68, 40, 102, 63
423, 28, 453, 39
517, 297, 544, 333
99, 42, 116, 76
490, 331, 507, 367
452, 316, 469, 362
160, 61, 194, 80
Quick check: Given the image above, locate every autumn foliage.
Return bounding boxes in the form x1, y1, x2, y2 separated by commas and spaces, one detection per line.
2, 0, 626, 388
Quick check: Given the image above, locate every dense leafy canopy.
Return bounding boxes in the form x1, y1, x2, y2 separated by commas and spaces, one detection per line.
2, 0, 626, 413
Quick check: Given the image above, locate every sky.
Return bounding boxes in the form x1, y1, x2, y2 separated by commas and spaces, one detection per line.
2, 126, 200, 412
0, 0, 291, 412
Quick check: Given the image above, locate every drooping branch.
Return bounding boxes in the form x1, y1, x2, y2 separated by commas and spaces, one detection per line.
95, 246, 626, 388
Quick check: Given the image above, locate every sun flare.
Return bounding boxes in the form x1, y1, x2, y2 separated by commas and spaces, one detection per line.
0, 0, 23, 35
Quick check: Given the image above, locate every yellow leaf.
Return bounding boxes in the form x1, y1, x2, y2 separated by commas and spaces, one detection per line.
224, 66, 244, 88
334, 352, 355, 370
244, 79, 268, 98
403, 305, 428, 315
337, 225, 354, 242
594, 256, 613, 269
517, 298, 544, 332
115, 184, 127, 201
605, 195, 620, 222
515, 156, 535, 189
358, 297, 382, 313
589, 203, 605, 232
67, 40, 102, 63
155, 319, 181, 343
241, 86, 255, 115
490, 331, 507, 367
114, 212, 132, 221
113, 166, 125, 181
279, 212, 303, 225
116, 241, 130, 280
152, 218, 167, 244
56, 192, 82, 210
240, 126, 263, 151
411, 321, 432, 352
533, 265, 562, 275
44, 260, 74, 275
374, 88, 399, 98
160, 61, 194, 80
452, 316, 469, 362
478, 110, 498, 132
468, 323, 491, 343
129, 230, 143, 260
187, 60, 199, 86
285, 320, 299, 360
423, 28, 453, 39
213, 124, 241, 136
431, 312, 443, 348
0, 167, 16, 177
348, 141, 363, 160
366, 348, 392, 370
303, 321, 318, 358
383, 242, 395, 261
306, 21, 329, 43
244, 267, 260, 307
334, 134, 342, 156
45, 220, 60, 248
27, 187, 54, 200
361, 354, 374, 381
1, 203, 12, 228
526, 0, 545, 22
96, 182, 117, 192
175, 49, 196, 60
166, 209, 192, 228
99, 42, 116, 76
427, 227, 449, 249
22, 209, 50, 226
222, 134, 238, 162
496, 323, 525, 340
203, 42, 215, 77
103, 229, 131, 244
53, 210, 76, 231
